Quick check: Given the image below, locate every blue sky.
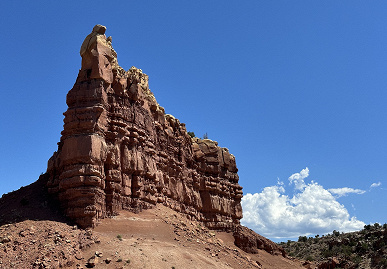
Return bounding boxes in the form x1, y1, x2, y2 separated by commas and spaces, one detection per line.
1, 1, 386, 241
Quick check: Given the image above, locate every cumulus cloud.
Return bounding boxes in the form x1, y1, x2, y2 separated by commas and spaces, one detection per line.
370, 182, 382, 188
241, 168, 365, 239
328, 187, 366, 198
288, 167, 309, 190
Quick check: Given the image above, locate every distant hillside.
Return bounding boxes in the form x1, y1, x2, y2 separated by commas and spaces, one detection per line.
278, 223, 387, 268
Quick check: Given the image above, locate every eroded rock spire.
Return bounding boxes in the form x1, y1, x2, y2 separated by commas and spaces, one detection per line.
46, 25, 243, 231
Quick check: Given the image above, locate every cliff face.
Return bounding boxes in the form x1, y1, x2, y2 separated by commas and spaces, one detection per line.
46, 25, 243, 230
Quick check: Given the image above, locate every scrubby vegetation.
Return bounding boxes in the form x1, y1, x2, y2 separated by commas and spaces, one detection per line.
279, 223, 387, 268
187, 131, 195, 138
117, 234, 123, 241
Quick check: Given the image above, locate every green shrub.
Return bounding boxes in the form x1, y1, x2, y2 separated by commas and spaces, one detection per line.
360, 243, 369, 253
298, 236, 307, 242
187, 131, 195, 138
322, 249, 334, 258
351, 255, 362, 264
332, 230, 340, 236
341, 245, 352, 257
378, 259, 387, 267
305, 255, 314, 261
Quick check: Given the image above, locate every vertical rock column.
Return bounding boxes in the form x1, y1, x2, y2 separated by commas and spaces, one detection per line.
57, 80, 109, 228
192, 138, 243, 230
47, 25, 112, 227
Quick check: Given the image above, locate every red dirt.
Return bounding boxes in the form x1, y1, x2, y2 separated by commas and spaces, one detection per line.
0, 181, 305, 268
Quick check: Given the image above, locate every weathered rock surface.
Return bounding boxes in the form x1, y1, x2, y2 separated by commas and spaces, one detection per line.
234, 225, 285, 257
44, 24, 284, 256
46, 25, 243, 231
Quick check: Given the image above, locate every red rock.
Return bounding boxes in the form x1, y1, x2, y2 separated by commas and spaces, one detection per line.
233, 225, 285, 256
87, 255, 98, 267
46, 25, 243, 232
45, 25, 274, 256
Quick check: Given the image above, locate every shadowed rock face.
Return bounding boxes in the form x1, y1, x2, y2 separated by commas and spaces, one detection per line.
46, 25, 243, 230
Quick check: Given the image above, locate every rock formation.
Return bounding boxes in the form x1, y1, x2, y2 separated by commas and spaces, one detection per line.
233, 225, 285, 256
46, 24, 243, 231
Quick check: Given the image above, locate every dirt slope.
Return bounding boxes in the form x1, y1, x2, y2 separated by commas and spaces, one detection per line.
0, 181, 305, 268
82, 205, 304, 269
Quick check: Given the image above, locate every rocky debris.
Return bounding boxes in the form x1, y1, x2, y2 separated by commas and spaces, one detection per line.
0, 202, 305, 268
79, 205, 304, 269
233, 225, 285, 256
86, 255, 98, 267
0, 220, 97, 269
316, 257, 356, 269
46, 24, 243, 233
0, 235, 11, 243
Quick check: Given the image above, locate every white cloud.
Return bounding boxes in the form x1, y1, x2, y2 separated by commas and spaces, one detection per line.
241, 168, 365, 239
370, 182, 382, 188
328, 187, 366, 198
288, 167, 309, 190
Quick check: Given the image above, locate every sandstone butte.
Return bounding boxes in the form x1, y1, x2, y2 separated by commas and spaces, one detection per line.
43, 24, 284, 257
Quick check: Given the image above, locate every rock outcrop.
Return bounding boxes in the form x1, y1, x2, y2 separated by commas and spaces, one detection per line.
46, 24, 243, 231
233, 226, 285, 256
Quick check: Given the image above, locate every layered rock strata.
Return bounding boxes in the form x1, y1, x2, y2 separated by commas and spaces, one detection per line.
46, 25, 243, 230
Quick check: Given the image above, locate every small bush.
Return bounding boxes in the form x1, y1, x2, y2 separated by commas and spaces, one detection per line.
117, 234, 123, 241
379, 259, 387, 267
305, 255, 314, 261
341, 245, 352, 257
298, 236, 307, 242
332, 230, 340, 236
351, 255, 362, 264
322, 249, 334, 258
187, 131, 195, 138
360, 243, 369, 254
